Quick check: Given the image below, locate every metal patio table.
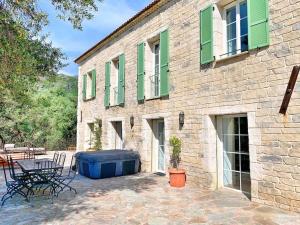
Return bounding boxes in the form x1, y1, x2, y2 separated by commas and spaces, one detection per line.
16, 159, 64, 199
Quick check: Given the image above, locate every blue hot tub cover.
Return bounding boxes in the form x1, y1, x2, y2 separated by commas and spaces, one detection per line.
75, 150, 140, 179
75, 150, 140, 162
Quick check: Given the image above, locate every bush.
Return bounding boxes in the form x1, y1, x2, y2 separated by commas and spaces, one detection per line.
169, 136, 182, 169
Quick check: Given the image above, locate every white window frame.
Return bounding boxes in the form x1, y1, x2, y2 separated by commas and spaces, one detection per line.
86, 70, 93, 100
111, 58, 120, 106
222, 0, 248, 58
151, 40, 160, 98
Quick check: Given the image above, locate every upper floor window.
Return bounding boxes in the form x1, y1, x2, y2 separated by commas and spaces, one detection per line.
82, 69, 96, 101
200, 0, 269, 65
151, 41, 160, 98
111, 57, 120, 106
104, 54, 125, 107
223, 0, 248, 58
136, 29, 169, 102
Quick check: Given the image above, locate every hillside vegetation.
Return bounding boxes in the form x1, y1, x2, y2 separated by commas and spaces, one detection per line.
0, 75, 77, 150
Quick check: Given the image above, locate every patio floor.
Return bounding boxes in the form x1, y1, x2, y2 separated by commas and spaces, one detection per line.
0, 154, 300, 224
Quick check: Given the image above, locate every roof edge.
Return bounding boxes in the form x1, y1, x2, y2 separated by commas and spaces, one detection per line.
74, 0, 165, 64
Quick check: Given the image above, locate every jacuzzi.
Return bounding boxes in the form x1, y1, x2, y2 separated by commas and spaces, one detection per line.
75, 150, 140, 179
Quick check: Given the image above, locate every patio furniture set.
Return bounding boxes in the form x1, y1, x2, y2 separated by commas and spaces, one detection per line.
1, 152, 77, 206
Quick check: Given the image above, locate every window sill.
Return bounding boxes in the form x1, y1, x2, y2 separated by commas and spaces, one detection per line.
83, 97, 95, 102
109, 104, 120, 108
215, 51, 249, 64
145, 96, 161, 101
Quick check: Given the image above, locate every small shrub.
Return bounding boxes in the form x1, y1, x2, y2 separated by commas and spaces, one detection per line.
169, 136, 182, 169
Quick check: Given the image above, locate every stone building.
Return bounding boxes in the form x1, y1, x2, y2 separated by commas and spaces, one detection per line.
75, 0, 300, 212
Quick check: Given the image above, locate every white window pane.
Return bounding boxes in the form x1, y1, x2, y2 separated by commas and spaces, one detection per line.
224, 152, 240, 171
227, 39, 237, 55
224, 170, 241, 190
240, 18, 248, 36
227, 23, 237, 40
226, 6, 236, 24
241, 35, 248, 52
240, 1, 247, 19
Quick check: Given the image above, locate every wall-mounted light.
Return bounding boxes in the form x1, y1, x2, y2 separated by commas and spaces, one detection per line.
98, 119, 102, 127
179, 111, 184, 127
130, 115, 134, 128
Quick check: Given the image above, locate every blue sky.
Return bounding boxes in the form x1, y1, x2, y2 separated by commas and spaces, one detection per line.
42, 0, 152, 76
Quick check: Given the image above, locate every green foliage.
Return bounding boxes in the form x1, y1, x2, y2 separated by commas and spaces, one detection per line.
92, 119, 102, 150
26, 75, 78, 150
0, 0, 102, 149
169, 136, 182, 169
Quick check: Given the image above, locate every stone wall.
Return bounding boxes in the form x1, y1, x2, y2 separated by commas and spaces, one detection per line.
76, 0, 300, 212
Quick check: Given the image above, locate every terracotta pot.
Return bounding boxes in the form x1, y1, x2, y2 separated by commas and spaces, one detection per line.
168, 168, 186, 187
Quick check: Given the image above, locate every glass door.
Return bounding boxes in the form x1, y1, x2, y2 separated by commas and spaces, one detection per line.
157, 121, 165, 172
222, 116, 251, 198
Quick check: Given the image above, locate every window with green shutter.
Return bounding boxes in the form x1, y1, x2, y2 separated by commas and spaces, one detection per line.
200, 5, 214, 65
91, 69, 96, 98
160, 29, 169, 97
137, 43, 145, 101
248, 0, 269, 49
104, 62, 110, 107
118, 54, 125, 105
209, 0, 269, 60
82, 74, 87, 100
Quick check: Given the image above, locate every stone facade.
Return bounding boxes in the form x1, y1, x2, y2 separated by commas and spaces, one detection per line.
76, 0, 300, 212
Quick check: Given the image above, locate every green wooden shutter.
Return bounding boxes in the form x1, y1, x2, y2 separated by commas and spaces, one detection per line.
160, 29, 169, 97
104, 62, 110, 107
200, 5, 214, 65
82, 74, 87, 100
137, 43, 145, 101
248, 0, 269, 49
91, 69, 96, 98
118, 54, 125, 105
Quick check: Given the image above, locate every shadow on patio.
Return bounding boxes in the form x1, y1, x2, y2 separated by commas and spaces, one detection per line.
0, 172, 160, 224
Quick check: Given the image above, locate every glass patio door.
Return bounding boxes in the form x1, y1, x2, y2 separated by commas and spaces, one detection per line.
157, 121, 165, 172
222, 116, 251, 198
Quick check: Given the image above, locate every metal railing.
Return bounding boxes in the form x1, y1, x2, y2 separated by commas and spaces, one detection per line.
149, 74, 160, 98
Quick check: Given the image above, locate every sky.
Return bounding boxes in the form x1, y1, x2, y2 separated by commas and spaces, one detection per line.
41, 0, 153, 76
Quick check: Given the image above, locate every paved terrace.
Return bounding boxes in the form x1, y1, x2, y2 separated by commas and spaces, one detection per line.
0, 152, 299, 225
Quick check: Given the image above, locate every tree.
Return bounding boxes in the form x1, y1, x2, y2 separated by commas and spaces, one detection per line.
0, 0, 103, 147
25, 75, 78, 150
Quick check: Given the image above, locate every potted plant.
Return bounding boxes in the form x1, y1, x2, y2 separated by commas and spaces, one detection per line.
169, 136, 186, 187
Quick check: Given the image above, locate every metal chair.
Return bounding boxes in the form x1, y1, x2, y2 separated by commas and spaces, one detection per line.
58, 153, 66, 166
53, 152, 59, 163
24, 150, 35, 160
53, 154, 77, 196
1, 158, 30, 206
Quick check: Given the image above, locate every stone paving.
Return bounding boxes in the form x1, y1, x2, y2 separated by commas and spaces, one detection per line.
0, 168, 300, 225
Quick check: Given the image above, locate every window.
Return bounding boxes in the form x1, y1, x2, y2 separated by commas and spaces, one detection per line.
87, 123, 95, 150
151, 42, 160, 98
200, 1, 269, 64
82, 69, 96, 101
137, 29, 169, 100
86, 71, 93, 99
223, 0, 248, 58
222, 116, 251, 198
111, 58, 119, 106
104, 54, 125, 107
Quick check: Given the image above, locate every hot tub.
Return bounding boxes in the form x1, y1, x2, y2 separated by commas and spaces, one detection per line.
75, 150, 140, 179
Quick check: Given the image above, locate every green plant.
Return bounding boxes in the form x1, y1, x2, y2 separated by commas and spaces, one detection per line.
92, 119, 102, 150
169, 136, 182, 169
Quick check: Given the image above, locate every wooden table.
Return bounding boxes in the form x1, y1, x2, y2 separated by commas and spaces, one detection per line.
17, 159, 63, 173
